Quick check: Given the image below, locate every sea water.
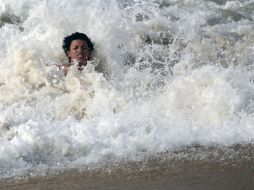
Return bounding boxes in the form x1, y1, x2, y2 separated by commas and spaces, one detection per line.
0, 0, 254, 178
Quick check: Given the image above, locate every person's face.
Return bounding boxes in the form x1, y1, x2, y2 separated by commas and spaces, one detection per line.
67, 40, 90, 64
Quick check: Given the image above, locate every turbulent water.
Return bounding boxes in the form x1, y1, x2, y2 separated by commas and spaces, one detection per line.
0, 0, 254, 179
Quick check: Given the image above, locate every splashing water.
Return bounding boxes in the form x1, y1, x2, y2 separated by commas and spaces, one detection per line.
0, 0, 254, 178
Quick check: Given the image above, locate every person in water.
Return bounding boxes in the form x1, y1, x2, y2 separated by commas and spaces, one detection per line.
62, 32, 94, 75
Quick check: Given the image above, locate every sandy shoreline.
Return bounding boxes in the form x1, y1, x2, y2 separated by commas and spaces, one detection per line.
1, 144, 254, 190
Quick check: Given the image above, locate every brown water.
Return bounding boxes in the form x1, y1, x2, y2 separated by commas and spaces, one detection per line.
1, 144, 254, 190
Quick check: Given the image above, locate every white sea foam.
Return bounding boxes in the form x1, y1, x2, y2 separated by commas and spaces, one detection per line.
0, 0, 254, 178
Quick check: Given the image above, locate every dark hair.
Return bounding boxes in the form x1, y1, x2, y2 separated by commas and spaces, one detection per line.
62, 32, 94, 55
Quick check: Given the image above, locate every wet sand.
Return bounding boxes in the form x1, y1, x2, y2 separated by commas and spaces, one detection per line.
1, 144, 254, 190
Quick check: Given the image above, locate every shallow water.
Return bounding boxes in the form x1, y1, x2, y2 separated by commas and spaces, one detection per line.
0, 0, 254, 181
1, 144, 254, 190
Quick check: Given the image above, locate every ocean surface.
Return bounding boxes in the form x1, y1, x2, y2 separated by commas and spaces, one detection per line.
0, 0, 254, 184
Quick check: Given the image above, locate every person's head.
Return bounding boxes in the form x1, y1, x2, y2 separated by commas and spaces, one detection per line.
62, 32, 94, 64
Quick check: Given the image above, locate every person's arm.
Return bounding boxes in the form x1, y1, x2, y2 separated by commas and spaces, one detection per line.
63, 65, 68, 76
60, 63, 73, 76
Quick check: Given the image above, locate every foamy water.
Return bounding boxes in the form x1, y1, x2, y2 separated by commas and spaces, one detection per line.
0, 0, 254, 178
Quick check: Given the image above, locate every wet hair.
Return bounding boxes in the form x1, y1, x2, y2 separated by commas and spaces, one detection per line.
62, 32, 94, 56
